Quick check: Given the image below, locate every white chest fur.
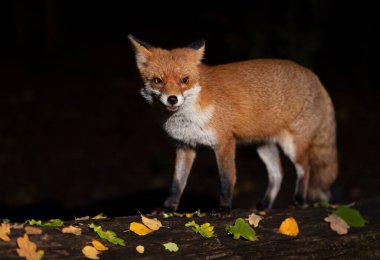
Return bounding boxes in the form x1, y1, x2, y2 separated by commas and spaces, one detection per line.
163, 86, 216, 147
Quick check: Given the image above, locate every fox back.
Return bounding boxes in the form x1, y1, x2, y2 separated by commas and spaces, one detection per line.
129, 35, 338, 214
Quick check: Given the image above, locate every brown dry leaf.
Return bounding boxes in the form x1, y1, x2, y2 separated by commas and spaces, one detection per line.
247, 213, 263, 228
129, 222, 153, 236
258, 211, 267, 216
141, 214, 162, 231
82, 245, 100, 259
25, 226, 43, 235
62, 225, 82, 236
12, 222, 26, 229
0, 223, 11, 241
278, 217, 299, 236
16, 234, 44, 260
324, 214, 349, 235
136, 245, 144, 254
75, 216, 90, 221
92, 239, 109, 251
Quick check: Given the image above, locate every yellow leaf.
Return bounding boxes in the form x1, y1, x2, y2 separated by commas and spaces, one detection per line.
62, 225, 82, 236
0, 223, 11, 241
129, 222, 153, 236
82, 245, 100, 259
278, 217, 299, 236
141, 214, 162, 231
185, 213, 193, 218
324, 214, 349, 235
92, 213, 107, 219
16, 234, 42, 260
136, 245, 145, 254
247, 213, 263, 228
25, 226, 43, 235
92, 239, 109, 251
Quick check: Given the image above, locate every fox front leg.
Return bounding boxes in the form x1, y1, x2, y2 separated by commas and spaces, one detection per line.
162, 147, 196, 212
211, 139, 236, 217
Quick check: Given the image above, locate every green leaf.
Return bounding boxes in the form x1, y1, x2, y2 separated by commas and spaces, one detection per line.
163, 242, 179, 252
185, 220, 214, 238
193, 209, 206, 217
44, 219, 64, 227
29, 219, 64, 227
89, 223, 125, 246
333, 206, 366, 228
0, 219, 10, 224
29, 219, 43, 226
163, 213, 174, 218
225, 218, 258, 241
313, 200, 330, 208
92, 213, 107, 219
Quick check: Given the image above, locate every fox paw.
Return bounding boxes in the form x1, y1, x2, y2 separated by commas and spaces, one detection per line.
256, 198, 270, 211
291, 195, 306, 208
210, 206, 231, 218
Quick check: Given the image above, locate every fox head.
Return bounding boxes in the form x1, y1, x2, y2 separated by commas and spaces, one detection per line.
128, 35, 205, 112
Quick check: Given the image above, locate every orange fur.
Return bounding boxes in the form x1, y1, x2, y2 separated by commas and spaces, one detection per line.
129, 35, 338, 212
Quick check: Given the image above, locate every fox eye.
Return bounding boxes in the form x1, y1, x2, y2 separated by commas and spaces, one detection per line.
181, 77, 189, 84
152, 77, 163, 84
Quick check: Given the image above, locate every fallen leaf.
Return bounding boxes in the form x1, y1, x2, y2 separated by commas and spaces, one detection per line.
258, 211, 267, 216
25, 226, 43, 235
225, 218, 258, 241
75, 216, 90, 221
324, 214, 350, 235
162, 213, 173, 218
136, 245, 144, 254
278, 217, 299, 236
28, 220, 42, 226
247, 213, 263, 228
62, 225, 82, 236
185, 220, 214, 238
44, 219, 64, 227
0, 223, 11, 241
313, 200, 331, 208
12, 222, 26, 229
129, 222, 153, 236
333, 206, 366, 227
89, 223, 125, 246
92, 213, 107, 220
141, 214, 162, 231
163, 209, 205, 218
29, 219, 64, 227
92, 239, 108, 251
82, 245, 100, 259
16, 234, 44, 260
163, 242, 179, 252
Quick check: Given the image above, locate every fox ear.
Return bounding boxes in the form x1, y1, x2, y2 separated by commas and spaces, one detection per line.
187, 39, 205, 64
128, 34, 153, 69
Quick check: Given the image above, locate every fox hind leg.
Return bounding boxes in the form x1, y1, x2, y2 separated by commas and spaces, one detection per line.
256, 143, 283, 210
277, 132, 310, 207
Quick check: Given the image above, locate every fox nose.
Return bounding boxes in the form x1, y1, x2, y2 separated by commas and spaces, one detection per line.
167, 95, 178, 105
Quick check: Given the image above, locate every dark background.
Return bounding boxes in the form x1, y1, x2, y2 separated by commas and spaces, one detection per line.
0, 1, 379, 221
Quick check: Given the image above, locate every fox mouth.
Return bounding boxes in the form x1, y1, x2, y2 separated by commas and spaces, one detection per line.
166, 106, 179, 112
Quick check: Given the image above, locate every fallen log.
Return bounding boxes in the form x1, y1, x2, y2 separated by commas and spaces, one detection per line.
1, 197, 379, 259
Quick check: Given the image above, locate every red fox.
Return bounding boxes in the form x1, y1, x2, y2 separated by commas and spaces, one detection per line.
128, 35, 338, 215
